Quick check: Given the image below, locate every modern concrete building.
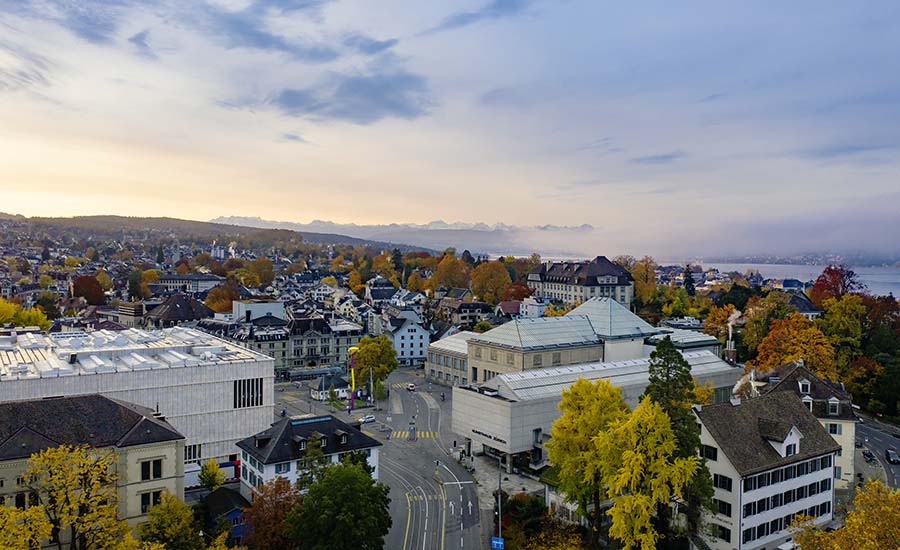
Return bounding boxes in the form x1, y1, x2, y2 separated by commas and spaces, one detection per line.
526, 256, 634, 307
426, 331, 477, 386
695, 392, 839, 550
157, 273, 224, 293
237, 414, 381, 501
0, 327, 274, 466
0, 394, 184, 539
452, 350, 741, 472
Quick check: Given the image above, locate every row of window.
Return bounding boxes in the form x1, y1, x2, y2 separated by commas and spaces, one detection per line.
429, 370, 467, 385
744, 455, 833, 492
742, 478, 831, 518
428, 352, 468, 371
741, 502, 831, 544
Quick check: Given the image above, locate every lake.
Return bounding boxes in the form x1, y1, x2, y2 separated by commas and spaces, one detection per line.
697, 263, 900, 298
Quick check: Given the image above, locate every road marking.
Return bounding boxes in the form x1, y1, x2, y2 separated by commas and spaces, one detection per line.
404, 492, 411, 550
440, 480, 447, 550
420, 486, 429, 550
391, 431, 438, 439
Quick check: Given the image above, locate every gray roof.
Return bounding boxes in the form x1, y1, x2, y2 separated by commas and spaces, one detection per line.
482, 350, 736, 402
755, 362, 855, 420
566, 298, 662, 339
428, 331, 478, 356
470, 316, 600, 351
646, 328, 719, 349
695, 391, 841, 477
237, 414, 381, 465
0, 394, 183, 460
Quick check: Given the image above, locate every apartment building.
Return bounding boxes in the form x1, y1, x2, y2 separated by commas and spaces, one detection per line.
526, 256, 634, 307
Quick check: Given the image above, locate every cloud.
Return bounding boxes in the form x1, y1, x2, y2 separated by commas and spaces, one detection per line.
5, 0, 132, 44
128, 29, 156, 59
425, 0, 532, 34
343, 33, 398, 55
271, 70, 430, 124
281, 132, 306, 142
793, 143, 892, 160
206, 7, 339, 62
630, 151, 687, 165
0, 40, 54, 94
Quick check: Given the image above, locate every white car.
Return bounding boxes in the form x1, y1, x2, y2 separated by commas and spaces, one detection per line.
360, 414, 376, 424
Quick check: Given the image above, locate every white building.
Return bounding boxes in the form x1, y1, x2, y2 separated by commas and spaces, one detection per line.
526, 256, 634, 308
695, 392, 839, 550
385, 317, 429, 367
519, 296, 550, 318
0, 327, 274, 466
426, 331, 477, 386
237, 414, 381, 501
157, 273, 224, 293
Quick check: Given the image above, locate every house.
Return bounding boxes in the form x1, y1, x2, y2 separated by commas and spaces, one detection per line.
494, 300, 522, 320
0, 327, 274, 467
0, 395, 184, 533
748, 361, 857, 488
157, 273, 224, 293
425, 331, 478, 386
204, 487, 250, 546
784, 292, 823, 320
451, 301, 493, 327
694, 392, 840, 550
526, 256, 634, 308
237, 414, 382, 501
384, 316, 430, 366
519, 296, 550, 318
364, 276, 398, 307
143, 293, 214, 328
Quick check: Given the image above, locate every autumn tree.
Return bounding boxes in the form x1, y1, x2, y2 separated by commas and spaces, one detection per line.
321, 276, 339, 287
94, 269, 113, 292
247, 257, 275, 286
15, 305, 51, 331
471, 260, 513, 305
546, 378, 629, 547
683, 265, 696, 296
792, 480, 900, 550
128, 269, 143, 300
348, 270, 364, 296
283, 261, 307, 275
0, 506, 52, 550
139, 492, 204, 550
39, 273, 54, 289
199, 458, 225, 491
810, 264, 865, 307
353, 335, 398, 386
473, 319, 493, 333
25, 445, 129, 550
231, 269, 261, 288
205, 284, 240, 313
595, 398, 698, 550
631, 256, 657, 306
405, 271, 425, 292
431, 254, 469, 290
73, 275, 105, 305
741, 292, 796, 353
285, 463, 392, 550
753, 313, 837, 380
613, 255, 637, 271
502, 280, 534, 301
243, 477, 301, 550
817, 294, 866, 374
703, 303, 737, 343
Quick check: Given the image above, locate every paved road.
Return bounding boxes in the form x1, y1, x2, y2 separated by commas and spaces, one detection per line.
856, 416, 900, 488
275, 369, 483, 550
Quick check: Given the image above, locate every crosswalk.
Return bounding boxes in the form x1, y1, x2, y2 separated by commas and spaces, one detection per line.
391, 430, 438, 439
407, 493, 443, 502
391, 383, 411, 389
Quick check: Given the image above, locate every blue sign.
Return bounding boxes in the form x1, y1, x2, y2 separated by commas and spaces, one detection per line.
491, 536, 504, 549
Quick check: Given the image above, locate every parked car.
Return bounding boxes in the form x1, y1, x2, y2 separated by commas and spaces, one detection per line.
407, 383, 416, 391
360, 414, 376, 424
886, 448, 900, 464
855, 439, 863, 448
863, 450, 875, 462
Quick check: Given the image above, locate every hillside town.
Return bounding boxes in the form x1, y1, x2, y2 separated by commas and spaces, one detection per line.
0, 215, 898, 550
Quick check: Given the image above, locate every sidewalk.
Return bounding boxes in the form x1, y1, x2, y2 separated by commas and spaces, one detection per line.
469, 454, 545, 511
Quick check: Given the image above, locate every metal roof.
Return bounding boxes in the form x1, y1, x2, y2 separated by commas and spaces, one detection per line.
646, 328, 719, 347
428, 331, 479, 356
566, 298, 662, 339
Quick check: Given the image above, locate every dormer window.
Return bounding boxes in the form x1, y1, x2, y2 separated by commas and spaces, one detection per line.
828, 398, 840, 416
341, 434, 348, 444
320, 437, 327, 448
799, 380, 810, 394
802, 396, 813, 412
786, 443, 797, 457
299, 440, 307, 451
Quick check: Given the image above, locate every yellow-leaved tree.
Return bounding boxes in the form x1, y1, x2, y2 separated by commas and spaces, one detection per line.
470, 261, 512, 305
792, 479, 900, 550
703, 303, 736, 343
593, 397, 699, 550
752, 313, 837, 380
545, 378, 629, 548
0, 506, 52, 550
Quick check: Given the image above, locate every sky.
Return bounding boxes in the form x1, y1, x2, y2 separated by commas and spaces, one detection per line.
1, 1, 899, 257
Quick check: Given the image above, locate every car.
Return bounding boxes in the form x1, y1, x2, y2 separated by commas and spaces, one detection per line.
360, 414, 376, 424
886, 448, 900, 465
855, 439, 863, 448
407, 383, 416, 391
893, 431, 900, 440
863, 450, 875, 462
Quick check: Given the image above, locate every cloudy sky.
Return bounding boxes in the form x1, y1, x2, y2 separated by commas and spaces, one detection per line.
1, 1, 899, 256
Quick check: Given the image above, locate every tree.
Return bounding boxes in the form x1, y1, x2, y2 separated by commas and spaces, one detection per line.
176, 262, 191, 275
286, 463, 392, 550
594, 397, 698, 550
810, 265, 865, 307
753, 313, 837, 380
741, 292, 796, 353
341, 449, 374, 475
613, 255, 637, 271
25, 445, 129, 550
199, 458, 225, 491
642, 337, 713, 534
792, 480, 900, 550
0, 505, 52, 550
128, 269, 144, 300
545, 378, 629, 547
39, 273, 54, 289
142, 269, 160, 285
231, 269, 261, 288
94, 269, 113, 292
431, 255, 469, 290
243, 477, 301, 550
36, 292, 61, 320
544, 303, 573, 317
473, 319, 493, 333
521, 520, 584, 550
0, 298, 17, 324
42, 245, 51, 261
471, 261, 512, 304
138, 492, 204, 550
321, 276, 338, 287
156, 246, 165, 264
15, 306, 51, 331
703, 303, 737, 343
205, 285, 240, 313
353, 335, 398, 386
248, 257, 275, 286
283, 261, 307, 275
73, 275, 105, 305
683, 265, 696, 297
632, 257, 657, 306
348, 270, 364, 296
502, 280, 534, 301
391, 248, 403, 272
817, 294, 866, 374
405, 271, 425, 292
460, 249, 476, 266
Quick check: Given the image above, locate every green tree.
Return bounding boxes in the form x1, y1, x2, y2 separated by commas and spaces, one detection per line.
817, 294, 866, 375
473, 319, 493, 333
353, 335, 398, 386
296, 437, 328, 491
42, 245, 51, 261
683, 266, 696, 297
642, 337, 713, 535
545, 378, 629, 548
39, 273, 54, 289
128, 269, 144, 300
594, 398, 698, 550
321, 276, 338, 287
199, 458, 225, 491
341, 449, 374, 475
94, 269, 113, 292
286, 463, 392, 550
35, 292, 61, 320
391, 248, 403, 272
138, 491, 204, 550
156, 246, 165, 264
741, 292, 796, 353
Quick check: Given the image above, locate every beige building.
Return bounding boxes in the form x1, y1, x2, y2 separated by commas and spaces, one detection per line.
526, 256, 634, 307
0, 394, 184, 544
426, 331, 477, 385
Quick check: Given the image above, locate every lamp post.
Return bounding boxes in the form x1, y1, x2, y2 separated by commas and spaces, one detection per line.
497, 454, 503, 540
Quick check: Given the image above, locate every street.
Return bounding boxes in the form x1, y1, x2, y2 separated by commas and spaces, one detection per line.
856, 416, 900, 489
275, 368, 483, 550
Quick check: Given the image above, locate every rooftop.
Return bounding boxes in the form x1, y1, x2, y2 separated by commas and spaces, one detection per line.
429, 331, 479, 356
237, 414, 381, 465
0, 327, 272, 381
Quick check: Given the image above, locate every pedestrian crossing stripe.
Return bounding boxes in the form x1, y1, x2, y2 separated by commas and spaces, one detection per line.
407, 494, 443, 502
391, 383, 410, 389
391, 431, 438, 439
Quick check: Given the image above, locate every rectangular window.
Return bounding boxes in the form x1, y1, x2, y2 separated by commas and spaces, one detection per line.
506, 353, 513, 365
820, 478, 831, 492
784, 489, 795, 504
714, 498, 731, 517
701, 444, 719, 462
234, 378, 264, 409
489, 349, 497, 362
771, 492, 783, 508
786, 443, 797, 457
713, 474, 732, 492
141, 459, 163, 481
474, 347, 482, 358
715, 524, 731, 543
771, 468, 783, 483
552, 352, 561, 365
533, 354, 542, 367
742, 528, 753, 544
796, 485, 807, 500
140, 491, 162, 514
829, 402, 839, 415
828, 423, 842, 435
835, 466, 842, 479
275, 463, 290, 474
821, 455, 832, 469
797, 461, 809, 476
770, 517, 783, 534
743, 502, 754, 518
185, 444, 202, 464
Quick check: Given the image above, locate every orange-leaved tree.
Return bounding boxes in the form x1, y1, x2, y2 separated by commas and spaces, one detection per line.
752, 313, 836, 380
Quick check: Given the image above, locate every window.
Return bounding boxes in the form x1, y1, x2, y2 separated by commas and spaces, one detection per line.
533, 354, 542, 367
275, 463, 290, 474
828, 423, 842, 435
141, 459, 163, 481
714, 524, 731, 543
552, 352, 561, 365
185, 444, 202, 464
714, 499, 731, 517
489, 349, 497, 362
828, 401, 839, 415
506, 353, 513, 365
769, 517, 783, 534
796, 485, 807, 499
819, 478, 831, 492
786, 443, 797, 457
835, 466, 842, 479
234, 378, 264, 409
800, 381, 810, 394
701, 444, 718, 461
820, 455, 832, 469
713, 474, 732, 492
742, 528, 753, 544
474, 347, 482, 359
140, 491, 162, 514
771, 469, 783, 483
771, 493, 783, 508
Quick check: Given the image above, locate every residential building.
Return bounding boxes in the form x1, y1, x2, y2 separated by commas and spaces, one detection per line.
0, 394, 184, 535
157, 273, 224, 294
452, 350, 740, 473
364, 276, 398, 307
695, 392, 840, 550
143, 293, 214, 328
309, 373, 352, 401
204, 487, 250, 547
784, 292, 823, 320
519, 296, 550, 319
749, 361, 857, 488
451, 301, 493, 327
426, 331, 477, 386
237, 414, 381, 501
384, 316, 430, 366
526, 256, 634, 307
0, 327, 274, 466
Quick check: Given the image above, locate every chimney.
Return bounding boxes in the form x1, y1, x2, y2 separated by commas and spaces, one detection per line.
730, 396, 741, 407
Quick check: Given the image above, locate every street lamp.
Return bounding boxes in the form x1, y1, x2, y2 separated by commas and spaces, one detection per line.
497, 455, 503, 540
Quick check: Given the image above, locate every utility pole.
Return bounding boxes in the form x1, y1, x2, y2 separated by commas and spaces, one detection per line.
497, 455, 502, 540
